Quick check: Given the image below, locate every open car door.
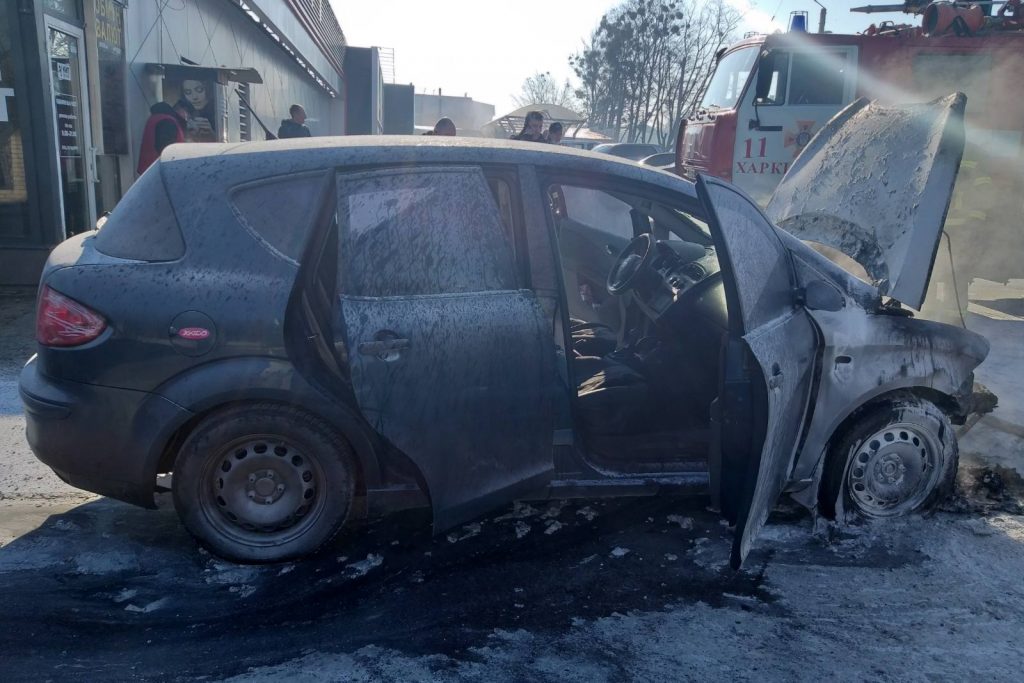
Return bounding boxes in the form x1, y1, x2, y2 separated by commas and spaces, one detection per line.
697, 175, 819, 569
765, 94, 966, 310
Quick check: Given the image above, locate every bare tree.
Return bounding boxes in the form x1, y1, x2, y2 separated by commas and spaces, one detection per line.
571, 0, 740, 144
513, 72, 578, 110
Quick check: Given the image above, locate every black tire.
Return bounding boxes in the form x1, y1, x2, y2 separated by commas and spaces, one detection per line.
173, 403, 357, 563
820, 395, 958, 521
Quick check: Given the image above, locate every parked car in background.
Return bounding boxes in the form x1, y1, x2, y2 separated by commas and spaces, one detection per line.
21, 112, 990, 567
591, 142, 663, 160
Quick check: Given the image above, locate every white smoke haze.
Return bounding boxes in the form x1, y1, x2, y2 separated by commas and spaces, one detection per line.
771, 31, 1024, 327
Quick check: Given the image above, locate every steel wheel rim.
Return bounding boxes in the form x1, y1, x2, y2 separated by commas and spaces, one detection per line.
199, 434, 328, 547
847, 422, 942, 517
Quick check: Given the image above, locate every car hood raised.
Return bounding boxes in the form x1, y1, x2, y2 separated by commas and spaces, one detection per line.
765, 93, 966, 311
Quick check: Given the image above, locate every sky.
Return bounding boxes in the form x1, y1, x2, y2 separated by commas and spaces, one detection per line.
330, 1, 908, 116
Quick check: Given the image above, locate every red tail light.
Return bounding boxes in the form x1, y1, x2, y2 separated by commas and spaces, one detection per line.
36, 286, 107, 347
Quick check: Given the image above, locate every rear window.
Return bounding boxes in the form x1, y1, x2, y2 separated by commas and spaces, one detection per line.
230, 172, 326, 263
93, 166, 185, 261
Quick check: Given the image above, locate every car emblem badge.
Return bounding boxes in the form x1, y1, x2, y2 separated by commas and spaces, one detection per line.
177, 327, 211, 340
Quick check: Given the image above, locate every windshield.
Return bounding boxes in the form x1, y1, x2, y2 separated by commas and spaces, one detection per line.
700, 46, 758, 110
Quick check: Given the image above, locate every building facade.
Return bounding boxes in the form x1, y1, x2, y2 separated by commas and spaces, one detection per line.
0, 0, 346, 285
414, 92, 494, 136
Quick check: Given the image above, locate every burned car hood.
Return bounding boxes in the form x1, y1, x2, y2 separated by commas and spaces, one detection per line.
765, 93, 966, 311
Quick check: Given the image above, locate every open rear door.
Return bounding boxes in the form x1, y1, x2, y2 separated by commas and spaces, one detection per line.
697, 175, 819, 569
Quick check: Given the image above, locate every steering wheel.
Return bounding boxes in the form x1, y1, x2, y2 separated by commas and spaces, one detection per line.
607, 233, 655, 295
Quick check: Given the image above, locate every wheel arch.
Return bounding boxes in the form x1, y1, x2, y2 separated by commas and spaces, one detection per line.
151, 357, 386, 497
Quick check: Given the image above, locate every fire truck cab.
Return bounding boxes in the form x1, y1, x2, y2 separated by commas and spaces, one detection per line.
677, 4, 1024, 300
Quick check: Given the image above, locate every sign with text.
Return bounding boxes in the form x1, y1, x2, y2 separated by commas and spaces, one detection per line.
56, 94, 81, 157
96, 0, 128, 154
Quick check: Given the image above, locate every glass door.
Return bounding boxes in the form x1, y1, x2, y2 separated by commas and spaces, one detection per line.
46, 19, 94, 237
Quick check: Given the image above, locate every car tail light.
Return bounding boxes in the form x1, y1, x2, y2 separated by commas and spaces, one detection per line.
36, 286, 107, 347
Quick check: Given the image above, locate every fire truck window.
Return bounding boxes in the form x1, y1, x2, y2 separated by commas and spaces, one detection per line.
788, 51, 848, 105
700, 46, 758, 109
755, 51, 789, 105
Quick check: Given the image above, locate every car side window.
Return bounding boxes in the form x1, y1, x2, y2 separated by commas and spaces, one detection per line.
338, 167, 517, 297
552, 185, 635, 240
230, 172, 327, 263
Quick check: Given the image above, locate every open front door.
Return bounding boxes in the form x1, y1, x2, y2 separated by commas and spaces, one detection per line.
697, 175, 818, 568
334, 167, 557, 532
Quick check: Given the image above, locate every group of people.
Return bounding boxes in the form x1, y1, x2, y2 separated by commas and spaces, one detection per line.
510, 110, 563, 144
138, 97, 312, 174
420, 110, 564, 143
140, 98, 565, 175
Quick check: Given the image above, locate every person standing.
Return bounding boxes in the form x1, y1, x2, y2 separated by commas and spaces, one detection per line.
278, 104, 312, 139
512, 111, 545, 142
137, 101, 185, 175
432, 117, 456, 136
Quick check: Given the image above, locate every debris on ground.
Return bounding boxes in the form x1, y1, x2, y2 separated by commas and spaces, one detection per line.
667, 515, 693, 530
344, 554, 383, 578
447, 522, 483, 544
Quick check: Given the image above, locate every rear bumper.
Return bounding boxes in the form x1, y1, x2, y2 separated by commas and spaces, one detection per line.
19, 358, 192, 508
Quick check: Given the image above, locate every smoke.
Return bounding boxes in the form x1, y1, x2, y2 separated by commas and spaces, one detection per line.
776, 31, 1024, 327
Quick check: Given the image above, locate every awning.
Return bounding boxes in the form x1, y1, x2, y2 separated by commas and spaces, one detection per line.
484, 103, 588, 137
144, 63, 263, 84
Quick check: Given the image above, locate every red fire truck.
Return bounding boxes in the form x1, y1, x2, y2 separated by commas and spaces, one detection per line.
676, 1, 1024, 311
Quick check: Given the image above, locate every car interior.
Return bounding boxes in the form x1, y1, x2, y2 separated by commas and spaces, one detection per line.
545, 182, 730, 475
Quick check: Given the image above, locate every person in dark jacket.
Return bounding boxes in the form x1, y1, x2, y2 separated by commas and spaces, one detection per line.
511, 110, 545, 142
278, 104, 312, 139
137, 101, 186, 175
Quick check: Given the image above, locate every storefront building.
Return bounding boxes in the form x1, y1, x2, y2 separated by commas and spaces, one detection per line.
0, 0, 346, 285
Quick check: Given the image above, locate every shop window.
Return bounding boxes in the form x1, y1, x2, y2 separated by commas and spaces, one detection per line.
0, 5, 31, 240
44, 0, 83, 22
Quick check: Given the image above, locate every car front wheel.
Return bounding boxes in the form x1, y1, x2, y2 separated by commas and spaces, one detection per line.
172, 403, 357, 563
822, 395, 958, 520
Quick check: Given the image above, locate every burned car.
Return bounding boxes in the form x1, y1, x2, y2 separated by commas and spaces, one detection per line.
20, 96, 989, 567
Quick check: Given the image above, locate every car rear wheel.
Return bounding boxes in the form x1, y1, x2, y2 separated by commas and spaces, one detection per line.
821, 396, 958, 521
173, 403, 356, 563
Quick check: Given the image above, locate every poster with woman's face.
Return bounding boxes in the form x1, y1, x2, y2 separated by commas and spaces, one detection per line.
163, 77, 216, 142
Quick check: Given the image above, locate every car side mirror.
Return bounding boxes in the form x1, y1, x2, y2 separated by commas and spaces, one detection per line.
801, 280, 845, 312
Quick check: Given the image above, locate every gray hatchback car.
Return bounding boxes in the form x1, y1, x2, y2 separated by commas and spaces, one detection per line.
21, 96, 990, 567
